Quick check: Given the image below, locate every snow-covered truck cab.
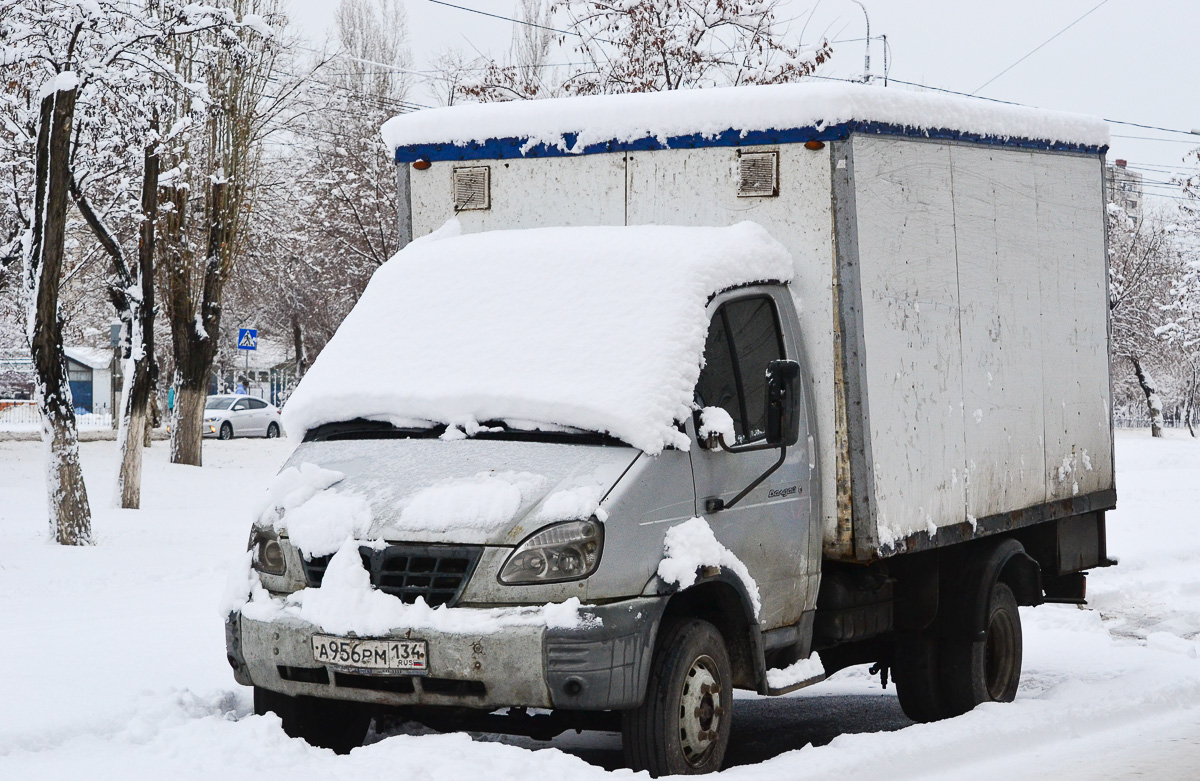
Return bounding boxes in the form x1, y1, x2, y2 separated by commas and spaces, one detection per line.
227, 83, 1116, 775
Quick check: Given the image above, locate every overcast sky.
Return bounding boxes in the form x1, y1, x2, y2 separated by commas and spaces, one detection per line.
287, 0, 1199, 207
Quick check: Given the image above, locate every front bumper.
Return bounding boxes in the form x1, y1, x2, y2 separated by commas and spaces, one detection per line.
227, 596, 667, 712
202, 422, 221, 438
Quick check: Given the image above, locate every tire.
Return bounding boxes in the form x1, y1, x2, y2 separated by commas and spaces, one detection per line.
621, 619, 732, 777
266, 422, 279, 439
219, 422, 233, 440
253, 686, 372, 754
939, 582, 1023, 717
892, 632, 947, 723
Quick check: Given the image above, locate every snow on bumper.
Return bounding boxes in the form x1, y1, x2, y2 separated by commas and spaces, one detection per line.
227, 595, 667, 712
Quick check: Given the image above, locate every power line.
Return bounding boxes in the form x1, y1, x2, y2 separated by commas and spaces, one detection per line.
1112, 134, 1200, 145
972, 0, 1114, 95
426, 0, 614, 44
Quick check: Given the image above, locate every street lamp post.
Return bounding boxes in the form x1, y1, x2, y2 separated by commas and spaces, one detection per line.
848, 0, 871, 83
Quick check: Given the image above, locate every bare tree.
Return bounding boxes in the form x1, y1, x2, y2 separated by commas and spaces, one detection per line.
554, 0, 832, 95
1108, 207, 1187, 438
157, 0, 290, 466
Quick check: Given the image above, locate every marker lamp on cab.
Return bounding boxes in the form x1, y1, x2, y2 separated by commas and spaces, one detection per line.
249, 528, 286, 576
499, 519, 603, 584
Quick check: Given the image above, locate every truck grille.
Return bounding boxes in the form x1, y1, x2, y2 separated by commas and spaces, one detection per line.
301, 544, 482, 608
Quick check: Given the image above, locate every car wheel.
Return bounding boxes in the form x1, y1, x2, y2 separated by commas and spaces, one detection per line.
219, 422, 233, 440
621, 618, 732, 776
266, 422, 279, 439
253, 686, 372, 754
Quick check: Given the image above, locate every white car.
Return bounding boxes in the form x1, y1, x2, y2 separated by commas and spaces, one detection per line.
203, 394, 283, 440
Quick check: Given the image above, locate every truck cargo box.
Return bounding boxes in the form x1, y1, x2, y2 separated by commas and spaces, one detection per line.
381, 82, 1115, 562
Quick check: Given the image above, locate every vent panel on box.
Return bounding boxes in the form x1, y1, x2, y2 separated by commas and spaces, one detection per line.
737, 152, 779, 198
453, 166, 490, 210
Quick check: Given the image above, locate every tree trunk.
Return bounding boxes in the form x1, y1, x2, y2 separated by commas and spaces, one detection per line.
1130, 355, 1164, 438
1186, 365, 1197, 439
145, 389, 158, 447
292, 308, 306, 377
164, 179, 231, 466
170, 379, 206, 465
27, 88, 92, 544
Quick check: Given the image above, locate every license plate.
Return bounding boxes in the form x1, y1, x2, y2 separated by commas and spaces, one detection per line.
311, 635, 427, 673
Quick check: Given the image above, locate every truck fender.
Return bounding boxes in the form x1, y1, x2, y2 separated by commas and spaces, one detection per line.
646, 569, 768, 694
946, 539, 1043, 639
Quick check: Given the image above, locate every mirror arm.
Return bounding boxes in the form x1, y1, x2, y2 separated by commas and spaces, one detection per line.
704, 442, 787, 513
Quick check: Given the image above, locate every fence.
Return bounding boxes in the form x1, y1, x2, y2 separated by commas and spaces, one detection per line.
0, 400, 113, 430
1114, 409, 1197, 431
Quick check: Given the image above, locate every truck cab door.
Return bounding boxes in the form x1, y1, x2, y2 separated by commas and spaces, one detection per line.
690, 288, 818, 632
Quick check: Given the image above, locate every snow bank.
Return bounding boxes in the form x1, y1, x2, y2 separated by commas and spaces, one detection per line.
282, 221, 793, 453
657, 517, 761, 616
236, 538, 593, 636
381, 82, 1109, 153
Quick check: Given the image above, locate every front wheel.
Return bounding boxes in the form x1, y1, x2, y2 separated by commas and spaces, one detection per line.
621, 619, 732, 776
253, 687, 372, 754
219, 422, 233, 440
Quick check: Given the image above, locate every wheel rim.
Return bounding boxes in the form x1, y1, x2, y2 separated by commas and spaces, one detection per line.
677, 653, 723, 767
221, 425, 231, 440
984, 607, 1017, 700
268, 425, 277, 438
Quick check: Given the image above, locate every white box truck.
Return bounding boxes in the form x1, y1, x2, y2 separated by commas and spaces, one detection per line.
225, 83, 1115, 775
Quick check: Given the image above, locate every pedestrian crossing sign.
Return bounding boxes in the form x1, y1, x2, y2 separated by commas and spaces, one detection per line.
238, 328, 257, 350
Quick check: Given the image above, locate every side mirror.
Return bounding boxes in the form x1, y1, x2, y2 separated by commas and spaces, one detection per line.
764, 360, 802, 447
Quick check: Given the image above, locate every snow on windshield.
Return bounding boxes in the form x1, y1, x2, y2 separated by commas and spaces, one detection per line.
381, 82, 1109, 153
282, 220, 793, 453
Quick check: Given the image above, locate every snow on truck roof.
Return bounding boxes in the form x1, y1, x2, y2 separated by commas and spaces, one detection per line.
381, 82, 1109, 161
281, 221, 793, 453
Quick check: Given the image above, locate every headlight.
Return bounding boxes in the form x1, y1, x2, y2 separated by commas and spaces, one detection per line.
499, 520, 603, 584
248, 528, 286, 576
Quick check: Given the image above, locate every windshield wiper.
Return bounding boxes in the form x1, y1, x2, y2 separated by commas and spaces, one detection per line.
303, 418, 443, 443
468, 420, 631, 447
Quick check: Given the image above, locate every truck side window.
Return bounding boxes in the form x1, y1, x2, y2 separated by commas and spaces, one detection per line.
695, 295, 785, 444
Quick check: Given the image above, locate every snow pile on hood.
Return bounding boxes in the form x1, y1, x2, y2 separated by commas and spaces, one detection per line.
282, 221, 793, 453
657, 517, 761, 616
226, 539, 592, 635
256, 463, 370, 558
399, 471, 546, 532
381, 82, 1109, 153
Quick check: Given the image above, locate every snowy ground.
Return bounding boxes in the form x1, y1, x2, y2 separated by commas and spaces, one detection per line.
1, 430, 1199, 778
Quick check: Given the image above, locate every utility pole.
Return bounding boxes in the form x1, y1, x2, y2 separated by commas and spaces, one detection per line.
849, 0, 871, 83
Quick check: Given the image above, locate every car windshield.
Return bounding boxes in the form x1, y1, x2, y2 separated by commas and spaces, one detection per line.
206, 397, 235, 410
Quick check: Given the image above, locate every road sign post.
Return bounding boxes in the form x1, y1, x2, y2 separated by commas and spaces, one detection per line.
238, 329, 257, 393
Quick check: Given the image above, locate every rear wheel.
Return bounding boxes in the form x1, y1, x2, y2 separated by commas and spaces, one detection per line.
266, 422, 280, 438
219, 422, 233, 440
892, 632, 947, 723
253, 687, 372, 754
621, 619, 731, 776
939, 582, 1022, 717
